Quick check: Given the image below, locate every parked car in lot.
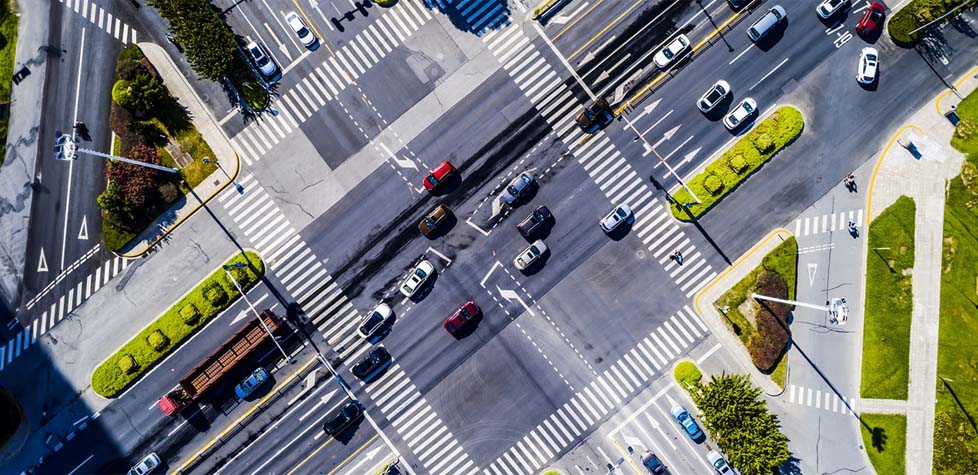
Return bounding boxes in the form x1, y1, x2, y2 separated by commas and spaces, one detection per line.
816, 0, 848, 19
419, 205, 451, 236
600, 204, 633, 233
517, 205, 552, 239
697, 80, 730, 113
128, 453, 161, 475
285, 12, 317, 48
747, 5, 786, 42
400, 260, 435, 297
357, 303, 393, 339
234, 367, 270, 399
423, 160, 457, 192
641, 451, 667, 474
246, 40, 278, 78
653, 34, 690, 69
708, 450, 735, 475
351, 346, 392, 382
670, 404, 704, 440
857, 47, 879, 84
575, 98, 615, 133
444, 301, 480, 336
501, 171, 535, 205
322, 401, 363, 436
514, 240, 547, 271
723, 97, 757, 130
856, 2, 885, 36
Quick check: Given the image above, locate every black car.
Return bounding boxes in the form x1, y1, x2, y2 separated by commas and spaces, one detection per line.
322, 401, 363, 436
352, 347, 392, 382
575, 98, 614, 133
726, 0, 749, 10
517, 205, 552, 239
641, 451, 666, 474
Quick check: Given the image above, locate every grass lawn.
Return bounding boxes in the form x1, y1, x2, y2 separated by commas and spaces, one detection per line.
859, 413, 906, 475
0, 0, 20, 166
860, 195, 915, 400
674, 361, 703, 393
951, 85, 978, 155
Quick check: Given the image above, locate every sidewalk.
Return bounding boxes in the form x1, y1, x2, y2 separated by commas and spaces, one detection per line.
0, 0, 51, 317
863, 67, 978, 475
118, 42, 238, 258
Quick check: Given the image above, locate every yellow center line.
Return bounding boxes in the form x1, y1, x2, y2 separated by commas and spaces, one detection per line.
552, 0, 609, 42
292, 0, 334, 57
566, 0, 646, 61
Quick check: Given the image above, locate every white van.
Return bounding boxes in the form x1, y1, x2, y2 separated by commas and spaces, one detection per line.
747, 5, 787, 42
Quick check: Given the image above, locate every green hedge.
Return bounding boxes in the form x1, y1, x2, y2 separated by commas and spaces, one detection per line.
670, 107, 804, 220
374, 0, 397, 6
674, 361, 703, 392
888, 0, 977, 46
91, 251, 265, 397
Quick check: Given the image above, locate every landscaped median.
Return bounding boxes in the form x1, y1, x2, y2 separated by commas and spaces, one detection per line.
861, 195, 915, 401
670, 107, 804, 220
91, 251, 264, 398
888, 0, 977, 46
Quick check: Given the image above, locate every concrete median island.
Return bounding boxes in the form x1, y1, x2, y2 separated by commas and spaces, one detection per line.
91, 251, 264, 398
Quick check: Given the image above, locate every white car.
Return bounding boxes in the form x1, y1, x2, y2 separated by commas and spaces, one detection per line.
829, 297, 849, 324
653, 34, 690, 69
357, 303, 393, 339
723, 97, 757, 130
514, 240, 547, 271
399, 260, 435, 298
600, 204, 633, 233
246, 41, 278, 77
128, 453, 161, 475
816, 0, 848, 19
285, 12, 317, 48
697, 80, 730, 113
707, 451, 735, 475
857, 47, 879, 84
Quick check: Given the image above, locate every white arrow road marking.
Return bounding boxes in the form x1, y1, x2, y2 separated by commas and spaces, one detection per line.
230, 293, 269, 325
808, 263, 817, 287
339, 445, 386, 475
490, 195, 504, 218
379, 143, 417, 171
662, 124, 681, 141
37, 248, 48, 273
549, 1, 589, 24
78, 216, 88, 240
634, 99, 661, 122
641, 109, 673, 136
480, 261, 502, 288
496, 286, 535, 316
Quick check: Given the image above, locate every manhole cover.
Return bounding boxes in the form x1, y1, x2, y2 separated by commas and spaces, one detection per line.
636, 250, 646, 260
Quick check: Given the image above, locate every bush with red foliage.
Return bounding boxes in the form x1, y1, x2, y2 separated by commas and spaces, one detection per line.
747, 270, 791, 372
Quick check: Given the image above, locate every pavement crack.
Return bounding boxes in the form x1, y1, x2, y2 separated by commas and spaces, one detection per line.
267, 185, 315, 220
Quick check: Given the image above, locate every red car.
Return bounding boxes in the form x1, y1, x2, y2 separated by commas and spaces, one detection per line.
856, 2, 885, 36
444, 301, 479, 336
423, 161, 457, 192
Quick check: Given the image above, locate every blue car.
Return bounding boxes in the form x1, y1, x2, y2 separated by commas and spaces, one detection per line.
670, 404, 704, 441
235, 367, 270, 399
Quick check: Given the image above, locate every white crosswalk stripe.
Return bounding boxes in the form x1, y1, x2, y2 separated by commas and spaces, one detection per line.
57, 0, 138, 43
787, 384, 858, 414
481, 25, 717, 296
482, 306, 708, 473
794, 209, 864, 236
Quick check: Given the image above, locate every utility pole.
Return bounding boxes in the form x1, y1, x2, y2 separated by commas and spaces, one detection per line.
54, 130, 179, 174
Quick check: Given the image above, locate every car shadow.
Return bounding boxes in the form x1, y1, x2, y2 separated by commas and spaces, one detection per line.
448, 312, 485, 340
604, 218, 634, 241
518, 248, 551, 276
329, 416, 366, 445
408, 272, 438, 303
429, 173, 462, 197
858, 71, 879, 91
421, 211, 457, 240
702, 94, 735, 122
858, 25, 885, 44
752, 20, 789, 52
724, 115, 758, 136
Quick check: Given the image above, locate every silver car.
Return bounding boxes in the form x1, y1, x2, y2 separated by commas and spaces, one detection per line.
400, 260, 435, 297
246, 41, 278, 77
128, 453, 161, 475
707, 450, 735, 475
857, 47, 879, 85
653, 34, 690, 69
723, 97, 757, 130
514, 240, 547, 270
600, 204, 633, 233
817, 0, 848, 19
357, 303, 393, 338
285, 12, 317, 48
697, 80, 730, 113
501, 172, 535, 205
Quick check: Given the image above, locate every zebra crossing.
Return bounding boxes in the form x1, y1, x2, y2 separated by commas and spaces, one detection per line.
230, 1, 433, 165
218, 174, 474, 474
484, 306, 709, 475
363, 364, 477, 475
1, 252, 131, 371
482, 25, 718, 296
794, 209, 864, 237
427, 0, 513, 35
57, 0, 139, 44
786, 384, 858, 415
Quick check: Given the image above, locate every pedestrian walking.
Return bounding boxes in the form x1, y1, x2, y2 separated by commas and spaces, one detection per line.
672, 250, 684, 265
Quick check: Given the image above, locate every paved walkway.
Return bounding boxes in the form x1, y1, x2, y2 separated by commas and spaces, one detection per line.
864, 67, 978, 475
858, 398, 908, 415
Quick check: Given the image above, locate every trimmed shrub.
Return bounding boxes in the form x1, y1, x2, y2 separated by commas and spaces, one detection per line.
179, 303, 200, 325
729, 155, 748, 173
748, 271, 791, 372
753, 133, 774, 154
955, 119, 977, 141
674, 361, 703, 391
670, 107, 804, 220
146, 330, 169, 351
202, 280, 229, 307
91, 252, 265, 397
111, 79, 132, 108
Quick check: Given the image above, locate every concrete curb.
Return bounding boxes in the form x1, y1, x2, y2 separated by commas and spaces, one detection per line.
692, 228, 793, 397
116, 42, 241, 259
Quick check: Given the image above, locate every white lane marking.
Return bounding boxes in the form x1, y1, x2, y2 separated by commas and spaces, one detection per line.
749, 57, 790, 91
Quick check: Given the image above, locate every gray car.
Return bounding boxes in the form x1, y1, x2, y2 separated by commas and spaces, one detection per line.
501, 172, 535, 205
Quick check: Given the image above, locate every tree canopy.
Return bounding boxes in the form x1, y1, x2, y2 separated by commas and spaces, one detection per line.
148, 0, 237, 81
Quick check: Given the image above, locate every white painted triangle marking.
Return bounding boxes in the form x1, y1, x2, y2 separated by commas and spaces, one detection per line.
808, 263, 817, 287
78, 216, 89, 240
37, 249, 49, 273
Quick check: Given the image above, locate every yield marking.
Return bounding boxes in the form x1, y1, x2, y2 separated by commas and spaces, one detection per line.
78, 216, 88, 240
480, 260, 503, 288
425, 247, 453, 265
497, 286, 535, 316
807, 263, 817, 287
379, 143, 417, 171
37, 249, 49, 273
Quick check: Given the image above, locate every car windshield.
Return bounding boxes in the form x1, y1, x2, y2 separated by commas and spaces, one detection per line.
297, 25, 309, 36
364, 312, 382, 328
533, 211, 544, 221
742, 102, 754, 114
459, 307, 472, 319
427, 175, 439, 185
706, 88, 723, 102
507, 185, 519, 196
414, 268, 428, 279
870, 10, 883, 20
615, 208, 627, 218
865, 53, 877, 62
423, 218, 435, 228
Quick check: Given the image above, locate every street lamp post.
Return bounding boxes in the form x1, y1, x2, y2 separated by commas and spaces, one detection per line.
697, 0, 734, 52
223, 262, 295, 365
204, 157, 244, 195
54, 130, 180, 174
